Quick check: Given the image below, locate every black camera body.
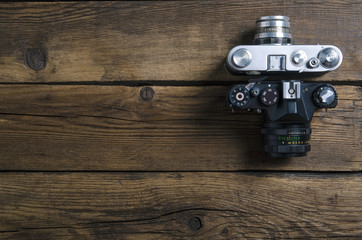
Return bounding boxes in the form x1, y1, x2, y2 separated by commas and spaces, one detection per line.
227, 80, 337, 157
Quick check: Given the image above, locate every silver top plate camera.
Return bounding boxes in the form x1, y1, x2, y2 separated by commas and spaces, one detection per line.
226, 16, 343, 75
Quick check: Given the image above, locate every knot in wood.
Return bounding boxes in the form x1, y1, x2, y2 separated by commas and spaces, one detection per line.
140, 86, 154, 101
187, 217, 202, 231
26, 48, 46, 71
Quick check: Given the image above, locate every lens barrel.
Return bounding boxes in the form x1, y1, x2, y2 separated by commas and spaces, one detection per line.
253, 16, 293, 45
261, 122, 311, 157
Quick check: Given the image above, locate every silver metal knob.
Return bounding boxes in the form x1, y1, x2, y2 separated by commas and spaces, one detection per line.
308, 57, 320, 68
318, 48, 340, 68
291, 50, 307, 65
232, 49, 252, 68
320, 89, 334, 103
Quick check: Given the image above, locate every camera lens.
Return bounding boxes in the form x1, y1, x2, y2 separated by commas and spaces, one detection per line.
261, 122, 311, 157
253, 16, 293, 45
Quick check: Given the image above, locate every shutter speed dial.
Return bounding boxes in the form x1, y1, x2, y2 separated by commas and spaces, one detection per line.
229, 85, 250, 108
313, 85, 337, 108
318, 48, 340, 69
261, 88, 279, 105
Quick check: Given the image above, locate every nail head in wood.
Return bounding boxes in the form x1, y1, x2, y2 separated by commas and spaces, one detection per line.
26, 48, 46, 71
140, 86, 154, 101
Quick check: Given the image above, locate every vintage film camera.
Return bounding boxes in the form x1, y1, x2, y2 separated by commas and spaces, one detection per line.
226, 16, 341, 157
226, 16, 343, 75
228, 80, 337, 157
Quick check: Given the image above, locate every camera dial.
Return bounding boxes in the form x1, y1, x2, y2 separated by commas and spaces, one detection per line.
260, 88, 279, 106
229, 85, 250, 108
318, 48, 341, 68
313, 85, 337, 108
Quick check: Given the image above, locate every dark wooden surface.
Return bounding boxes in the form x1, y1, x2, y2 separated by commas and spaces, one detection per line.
0, 1, 361, 83
0, 85, 360, 171
0, 1, 361, 239
1, 172, 362, 240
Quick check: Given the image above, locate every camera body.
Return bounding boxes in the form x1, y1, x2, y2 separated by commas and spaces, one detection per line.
226, 16, 343, 157
228, 80, 337, 157
226, 16, 343, 75
225, 16, 342, 157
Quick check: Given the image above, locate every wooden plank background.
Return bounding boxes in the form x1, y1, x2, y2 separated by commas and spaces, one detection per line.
0, 1, 361, 239
1, 172, 362, 239
0, 85, 360, 171
0, 1, 360, 83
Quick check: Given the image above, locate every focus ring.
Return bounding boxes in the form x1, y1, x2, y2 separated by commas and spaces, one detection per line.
261, 122, 311, 157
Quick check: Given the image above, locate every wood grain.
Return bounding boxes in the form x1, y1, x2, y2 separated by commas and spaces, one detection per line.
0, 1, 360, 83
0, 172, 361, 239
0, 85, 360, 171
0, 2, 361, 239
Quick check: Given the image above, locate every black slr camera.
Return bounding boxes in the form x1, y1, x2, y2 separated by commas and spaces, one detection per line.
228, 80, 337, 157
226, 16, 341, 157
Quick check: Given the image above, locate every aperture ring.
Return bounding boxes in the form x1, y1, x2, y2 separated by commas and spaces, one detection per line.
261, 128, 311, 135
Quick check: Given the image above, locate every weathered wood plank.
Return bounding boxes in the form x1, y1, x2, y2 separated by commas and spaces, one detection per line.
0, 172, 361, 239
0, 85, 360, 171
0, 1, 360, 83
